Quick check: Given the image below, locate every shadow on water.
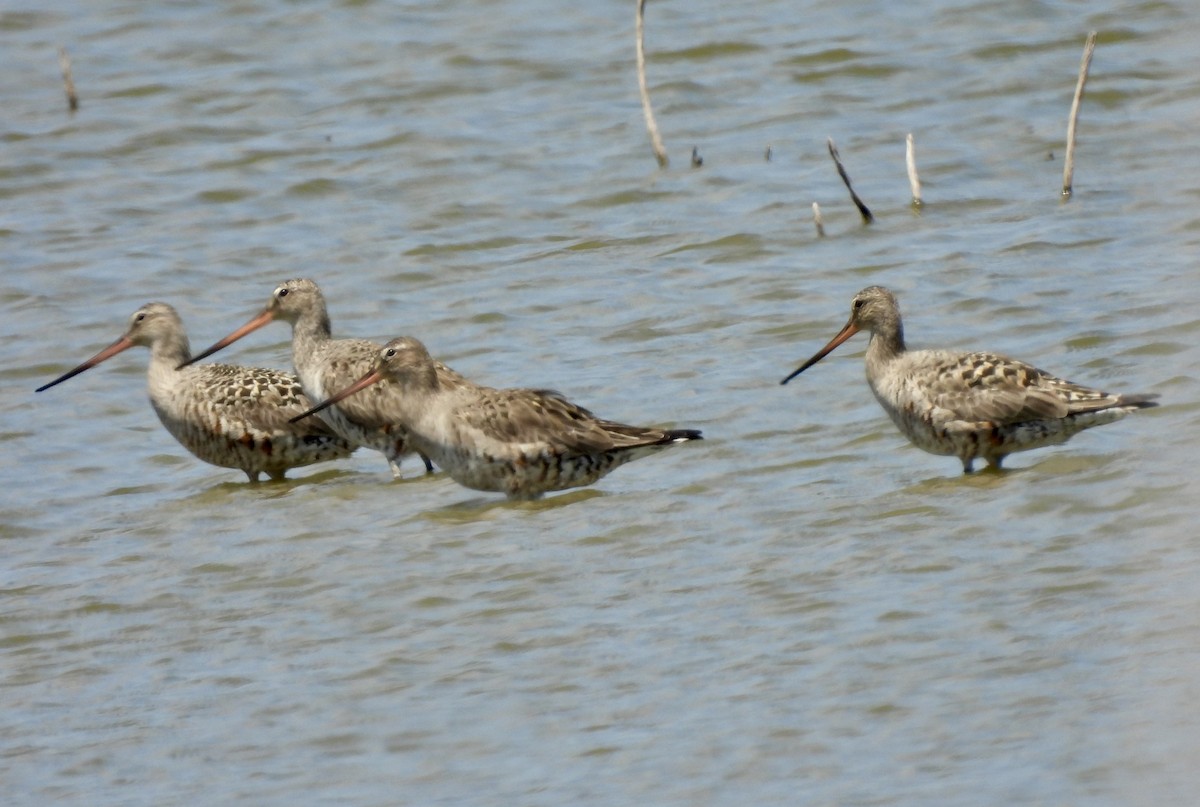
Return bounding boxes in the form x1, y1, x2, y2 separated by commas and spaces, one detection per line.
896, 463, 1016, 496
173, 466, 374, 504
421, 487, 608, 524
174, 466, 608, 521
893, 448, 1122, 501
175, 465, 458, 502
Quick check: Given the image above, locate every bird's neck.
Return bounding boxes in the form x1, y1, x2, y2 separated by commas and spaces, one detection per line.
291, 307, 333, 354
150, 331, 192, 369
866, 322, 905, 366
147, 333, 192, 398
403, 363, 442, 397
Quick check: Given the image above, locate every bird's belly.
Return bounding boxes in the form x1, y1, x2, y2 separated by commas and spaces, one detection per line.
875, 397, 962, 458
440, 445, 619, 498
153, 403, 348, 474
313, 403, 406, 456
300, 367, 409, 460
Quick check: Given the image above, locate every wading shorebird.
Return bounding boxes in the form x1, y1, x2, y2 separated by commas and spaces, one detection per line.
36, 303, 355, 482
181, 279, 454, 478
780, 286, 1158, 473
290, 336, 703, 499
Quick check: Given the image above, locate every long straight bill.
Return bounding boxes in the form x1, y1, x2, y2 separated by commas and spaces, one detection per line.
177, 309, 275, 369
780, 320, 860, 385
36, 336, 136, 392
288, 369, 385, 424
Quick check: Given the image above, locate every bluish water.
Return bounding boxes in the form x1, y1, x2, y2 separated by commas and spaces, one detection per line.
3, 1, 1199, 804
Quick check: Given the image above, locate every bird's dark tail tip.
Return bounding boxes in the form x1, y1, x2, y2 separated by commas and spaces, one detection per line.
664, 429, 703, 443
1120, 393, 1160, 409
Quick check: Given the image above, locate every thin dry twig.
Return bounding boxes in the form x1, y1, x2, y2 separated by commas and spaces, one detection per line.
1062, 31, 1097, 200
812, 202, 826, 237
906, 133, 922, 208
58, 46, 79, 112
636, 0, 668, 168
827, 138, 873, 223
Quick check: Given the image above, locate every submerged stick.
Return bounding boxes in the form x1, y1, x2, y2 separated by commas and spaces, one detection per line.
1062, 31, 1097, 200
906, 132, 922, 208
812, 202, 826, 237
827, 138, 873, 223
636, 0, 668, 168
58, 47, 79, 112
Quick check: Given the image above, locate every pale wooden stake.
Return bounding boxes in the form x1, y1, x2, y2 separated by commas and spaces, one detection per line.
636, 0, 668, 168
906, 133, 922, 208
1062, 31, 1098, 200
58, 47, 79, 112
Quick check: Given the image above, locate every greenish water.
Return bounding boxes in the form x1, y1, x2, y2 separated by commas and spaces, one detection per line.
3, 1, 1199, 804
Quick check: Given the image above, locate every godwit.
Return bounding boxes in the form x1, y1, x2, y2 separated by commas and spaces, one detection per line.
181, 279, 449, 478
36, 303, 355, 482
781, 286, 1158, 472
290, 336, 702, 499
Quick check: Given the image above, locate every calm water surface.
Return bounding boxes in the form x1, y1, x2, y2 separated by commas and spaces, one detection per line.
3, 1, 1200, 804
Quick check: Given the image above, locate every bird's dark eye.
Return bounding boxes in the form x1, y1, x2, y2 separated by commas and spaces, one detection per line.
135, 313, 147, 322
853, 299, 865, 311
384, 349, 396, 358
277, 288, 289, 298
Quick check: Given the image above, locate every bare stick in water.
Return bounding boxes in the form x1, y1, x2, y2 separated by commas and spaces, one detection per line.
1062, 31, 1097, 200
812, 202, 826, 237
828, 138, 873, 223
906, 133, 922, 209
636, 0, 668, 168
58, 47, 79, 112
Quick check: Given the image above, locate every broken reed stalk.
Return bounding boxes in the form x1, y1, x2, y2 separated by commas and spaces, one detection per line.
827, 138, 873, 223
812, 202, 826, 237
906, 133, 922, 208
636, 0, 668, 168
1062, 31, 1097, 200
58, 47, 79, 112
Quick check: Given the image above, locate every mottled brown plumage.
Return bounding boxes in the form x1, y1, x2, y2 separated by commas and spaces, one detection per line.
37, 303, 355, 481
782, 286, 1158, 472
182, 279, 462, 477
292, 336, 702, 499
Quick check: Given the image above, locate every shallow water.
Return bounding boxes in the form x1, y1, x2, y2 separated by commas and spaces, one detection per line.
3, 1, 1200, 804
